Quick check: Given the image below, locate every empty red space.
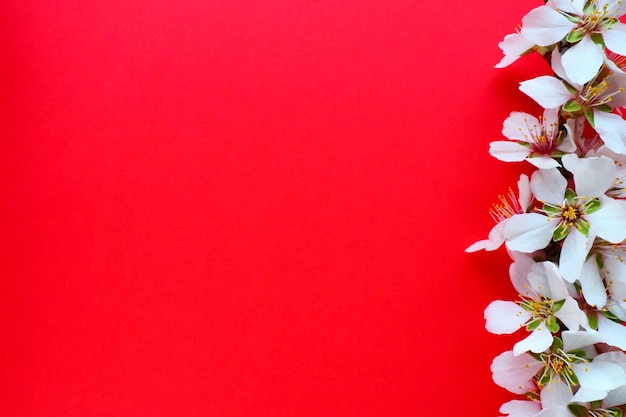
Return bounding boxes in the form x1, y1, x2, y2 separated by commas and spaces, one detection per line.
1, 1, 544, 416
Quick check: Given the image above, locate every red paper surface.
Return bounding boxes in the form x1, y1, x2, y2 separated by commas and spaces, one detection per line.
1, 1, 550, 416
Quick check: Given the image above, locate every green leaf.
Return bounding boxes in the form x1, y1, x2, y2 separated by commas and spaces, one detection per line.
552, 299, 566, 313
567, 403, 589, 417
553, 223, 570, 242
546, 315, 560, 333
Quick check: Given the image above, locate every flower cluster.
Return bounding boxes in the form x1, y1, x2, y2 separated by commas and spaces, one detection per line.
468, 1, 626, 416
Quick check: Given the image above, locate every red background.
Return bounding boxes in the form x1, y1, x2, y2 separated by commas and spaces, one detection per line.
1, 1, 549, 416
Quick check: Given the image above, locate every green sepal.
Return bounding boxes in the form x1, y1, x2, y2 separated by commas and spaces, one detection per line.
566, 29, 585, 43
590, 32, 605, 47
595, 104, 612, 112
538, 368, 552, 387
601, 309, 621, 322
546, 315, 560, 333
569, 371, 580, 386
565, 188, 576, 203
567, 403, 589, 417
596, 254, 604, 269
563, 100, 583, 113
525, 391, 540, 401
609, 407, 623, 417
585, 108, 595, 127
553, 223, 570, 241
583, 1, 595, 14
603, 17, 619, 30
587, 312, 598, 330
568, 349, 587, 358
552, 299, 566, 313
543, 203, 561, 215
564, 81, 579, 95
551, 336, 563, 351
590, 400, 603, 409
520, 300, 535, 312
583, 198, 601, 214
575, 219, 590, 237
526, 318, 543, 331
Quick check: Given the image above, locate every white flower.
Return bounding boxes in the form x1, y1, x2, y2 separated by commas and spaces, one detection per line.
495, 32, 536, 68
589, 146, 626, 198
520, 0, 626, 84
498, 400, 541, 417
485, 261, 585, 355
466, 175, 532, 252
491, 333, 626, 404
519, 50, 626, 154
490, 109, 575, 168
503, 154, 626, 281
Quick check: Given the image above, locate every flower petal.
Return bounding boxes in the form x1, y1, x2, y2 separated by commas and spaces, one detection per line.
510, 252, 535, 295
530, 167, 567, 204
491, 351, 543, 394
561, 35, 604, 85
597, 314, 626, 350
466, 221, 506, 252
572, 386, 608, 403
502, 111, 539, 142
587, 197, 626, 243
485, 300, 531, 334
573, 361, 626, 393
518, 174, 532, 210
504, 213, 556, 253
495, 33, 536, 68
594, 111, 626, 155
543, 261, 570, 299
604, 23, 626, 56
528, 155, 560, 169
499, 400, 541, 417
579, 254, 608, 308
562, 329, 602, 351
560, 230, 592, 283
490, 141, 532, 162
541, 378, 574, 410
554, 297, 585, 331
562, 154, 616, 198
521, 6, 578, 46
519, 76, 573, 109
551, 0, 585, 15
513, 323, 554, 355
